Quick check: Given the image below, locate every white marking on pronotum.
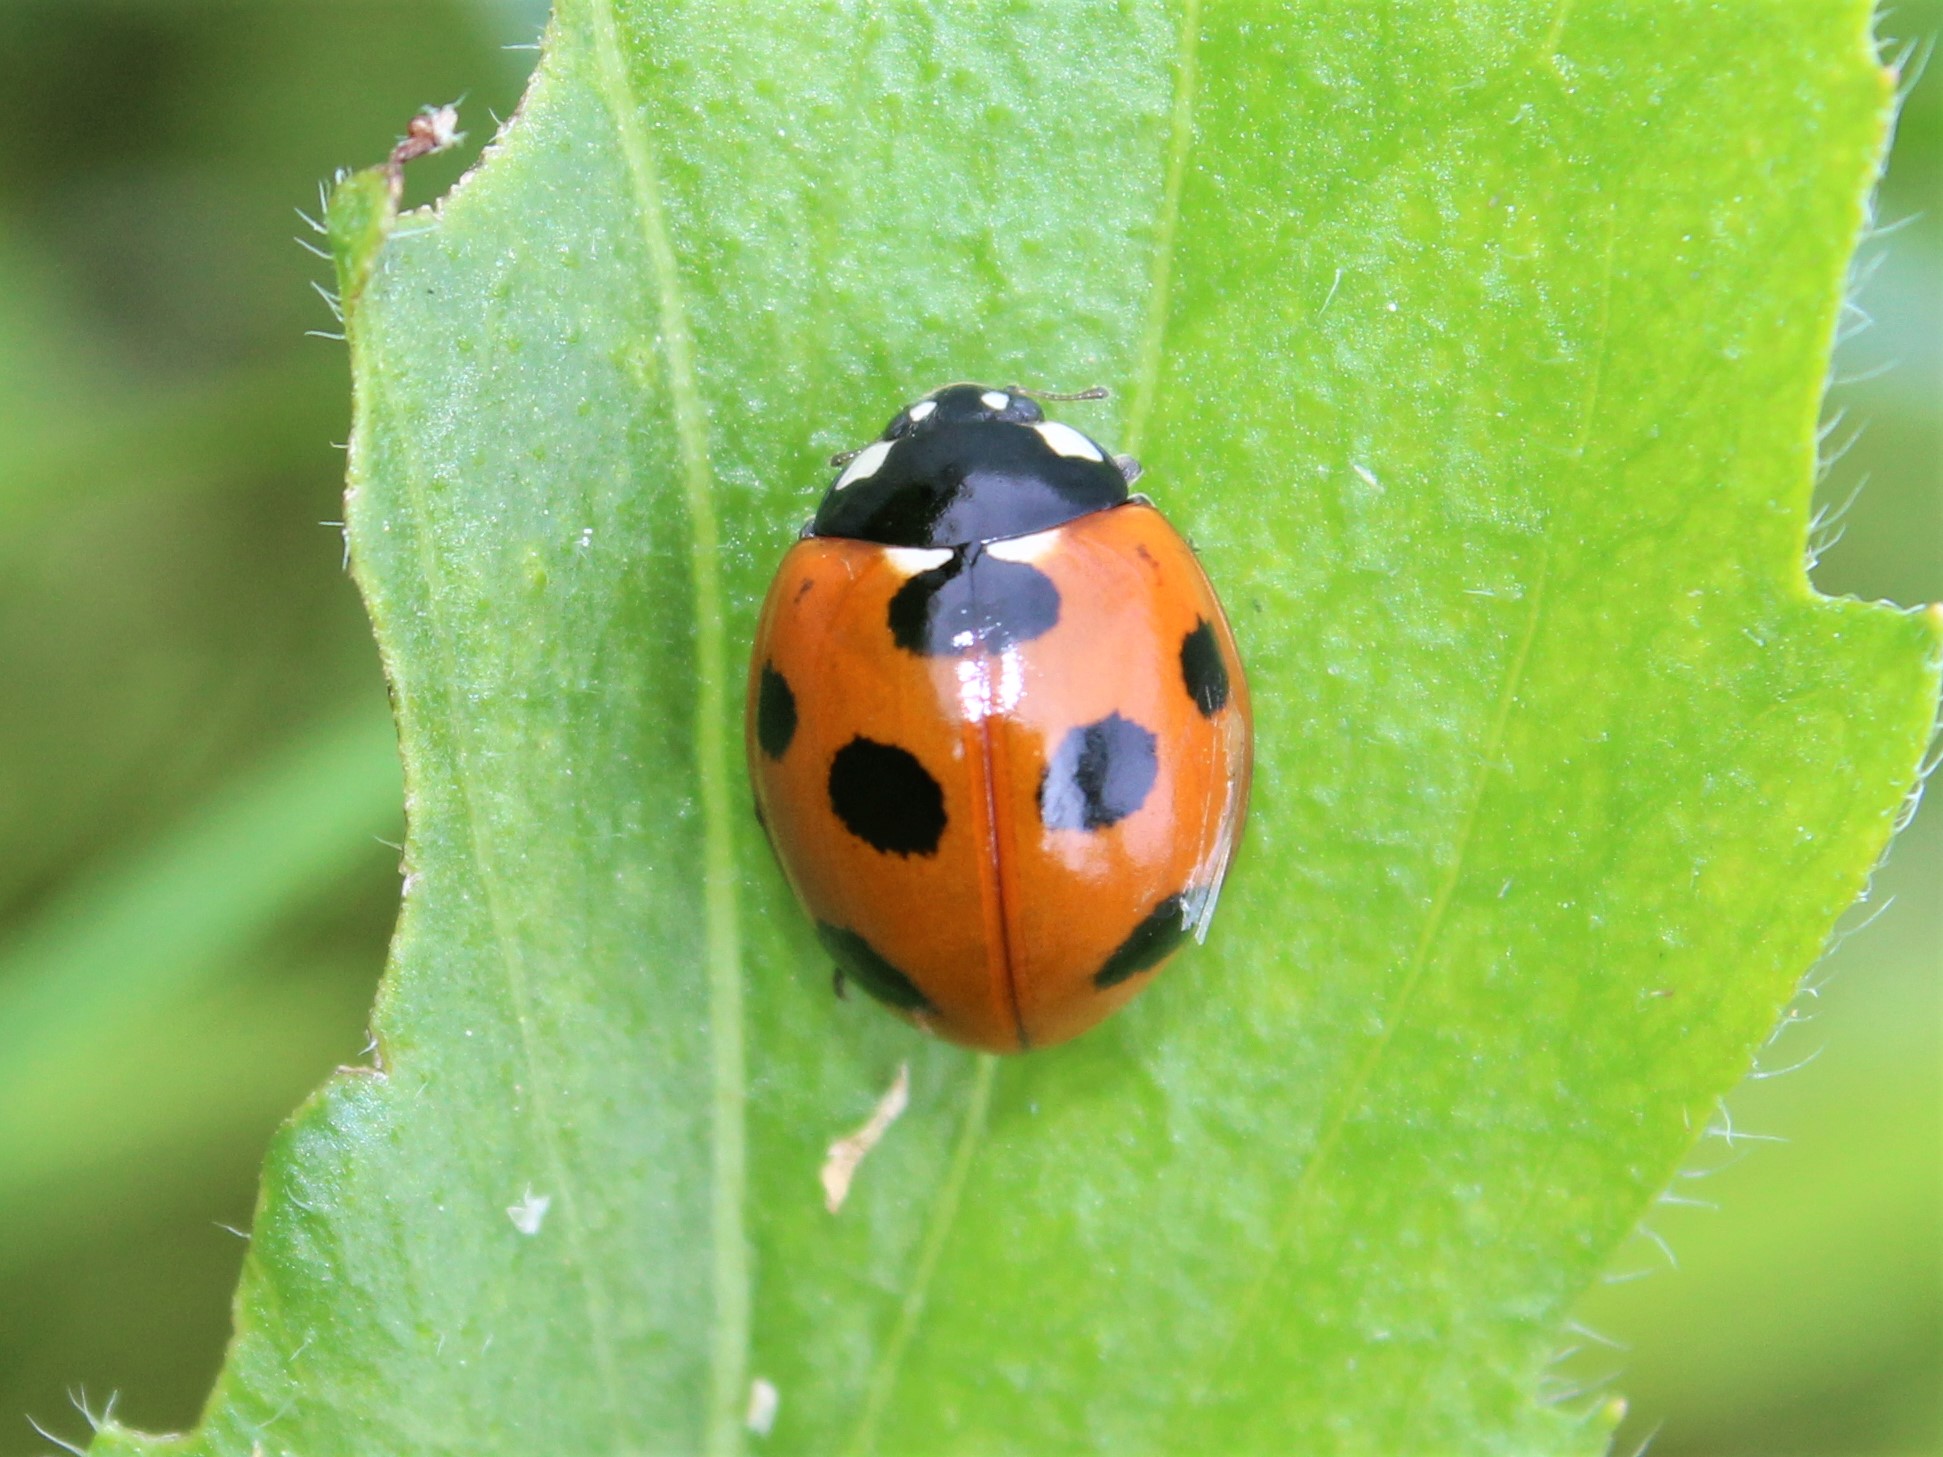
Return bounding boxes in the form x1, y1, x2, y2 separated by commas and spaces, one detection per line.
882, 546, 954, 576
821, 1062, 911, 1213
834, 439, 894, 490
906, 399, 937, 423
506, 1186, 552, 1235
980, 390, 1011, 411
1034, 420, 1106, 462
745, 1378, 780, 1437
984, 529, 1060, 564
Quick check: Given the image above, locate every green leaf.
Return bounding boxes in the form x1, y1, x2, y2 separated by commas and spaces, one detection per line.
91, 3, 1940, 1454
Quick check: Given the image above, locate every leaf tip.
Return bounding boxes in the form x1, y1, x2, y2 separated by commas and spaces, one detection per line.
325, 103, 466, 308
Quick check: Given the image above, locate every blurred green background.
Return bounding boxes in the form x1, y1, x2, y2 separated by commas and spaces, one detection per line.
0, 4, 1932, 1454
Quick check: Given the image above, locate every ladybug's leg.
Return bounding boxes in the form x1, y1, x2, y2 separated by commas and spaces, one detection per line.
831, 965, 849, 1001
1114, 453, 1144, 486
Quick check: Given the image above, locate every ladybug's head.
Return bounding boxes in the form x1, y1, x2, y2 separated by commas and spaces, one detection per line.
883, 384, 1044, 437
810, 383, 1135, 549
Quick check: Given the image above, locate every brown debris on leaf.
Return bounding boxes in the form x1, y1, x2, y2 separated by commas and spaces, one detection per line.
820, 1062, 911, 1214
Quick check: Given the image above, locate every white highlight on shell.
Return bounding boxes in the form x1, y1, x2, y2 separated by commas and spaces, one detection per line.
955, 657, 988, 721
980, 390, 1012, 411
996, 651, 1026, 713
954, 652, 1024, 719
906, 399, 937, 423
821, 1062, 911, 1213
882, 546, 954, 576
1185, 706, 1252, 943
1034, 420, 1105, 462
834, 438, 894, 490
984, 529, 1060, 564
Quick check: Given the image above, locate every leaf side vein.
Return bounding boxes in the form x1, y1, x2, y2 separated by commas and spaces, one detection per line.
1177, 193, 1618, 1417
1124, 0, 1203, 456
842, 1055, 1000, 1457
1221, 544, 1552, 1403
582, 5, 749, 1454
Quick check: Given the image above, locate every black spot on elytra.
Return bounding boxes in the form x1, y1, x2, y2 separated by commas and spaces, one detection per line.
887, 549, 1061, 657
1040, 713, 1158, 832
817, 922, 932, 1011
756, 661, 798, 759
1180, 619, 1230, 717
1094, 893, 1190, 988
828, 737, 946, 856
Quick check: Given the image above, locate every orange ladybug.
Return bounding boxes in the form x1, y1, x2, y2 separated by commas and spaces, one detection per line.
746, 384, 1251, 1052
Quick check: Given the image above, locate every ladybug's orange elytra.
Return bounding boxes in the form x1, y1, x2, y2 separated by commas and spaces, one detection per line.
747, 384, 1251, 1052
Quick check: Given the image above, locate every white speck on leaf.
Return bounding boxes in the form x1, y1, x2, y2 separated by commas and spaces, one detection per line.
506, 1187, 551, 1236
745, 1377, 780, 1436
821, 1062, 911, 1214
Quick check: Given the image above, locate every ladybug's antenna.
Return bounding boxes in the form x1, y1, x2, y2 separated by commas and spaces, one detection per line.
1011, 384, 1111, 403
828, 446, 866, 467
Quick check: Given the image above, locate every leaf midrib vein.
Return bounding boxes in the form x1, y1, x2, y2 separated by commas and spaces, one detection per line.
580, 4, 751, 1455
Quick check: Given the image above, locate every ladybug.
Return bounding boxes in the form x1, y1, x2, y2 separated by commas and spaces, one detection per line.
746, 383, 1251, 1051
